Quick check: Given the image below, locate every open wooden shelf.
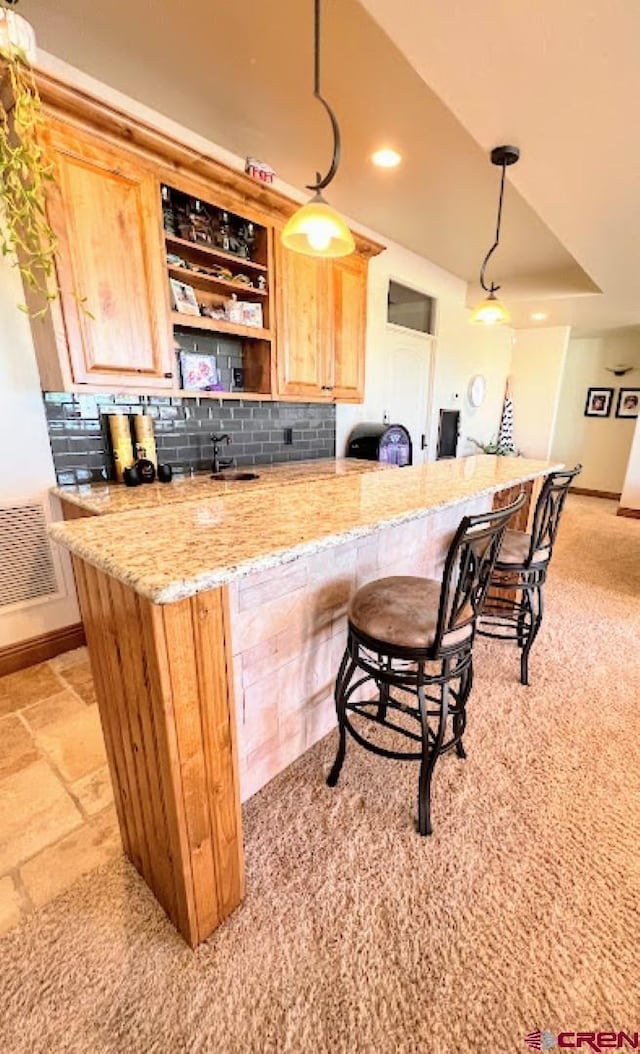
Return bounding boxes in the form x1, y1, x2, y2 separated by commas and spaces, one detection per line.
171, 311, 271, 341
167, 264, 268, 299
165, 234, 268, 273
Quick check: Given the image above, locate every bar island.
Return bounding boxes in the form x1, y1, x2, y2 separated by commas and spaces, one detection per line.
50, 454, 559, 947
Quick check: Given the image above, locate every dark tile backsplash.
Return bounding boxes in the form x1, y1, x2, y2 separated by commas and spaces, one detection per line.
44, 392, 336, 485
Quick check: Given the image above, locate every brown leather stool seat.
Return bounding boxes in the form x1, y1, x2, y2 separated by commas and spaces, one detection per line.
349, 576, 472, 652
327, 493, 526, 836
495, 530, 549, 569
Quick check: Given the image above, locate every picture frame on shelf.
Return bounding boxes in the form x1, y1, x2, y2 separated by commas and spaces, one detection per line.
584, 387, 614, 417
169, 277, 200, 316
179, 350, 225, 391
615, 388, 640, 419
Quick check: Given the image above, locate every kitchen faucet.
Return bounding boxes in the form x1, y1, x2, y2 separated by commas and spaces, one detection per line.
211, 434, 233, 475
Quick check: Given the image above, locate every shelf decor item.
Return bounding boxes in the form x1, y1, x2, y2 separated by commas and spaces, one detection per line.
615, 387, 639, 419
0, 1, 58, 316
169, 277, 200, 315
281, 0, 354, 258
179, 349, 224, 391
470, 145, 520, 326
584, 387, 614, 418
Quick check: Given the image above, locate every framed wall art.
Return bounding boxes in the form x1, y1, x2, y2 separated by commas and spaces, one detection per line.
615, 388, 640, 419
584, 387, 614, 418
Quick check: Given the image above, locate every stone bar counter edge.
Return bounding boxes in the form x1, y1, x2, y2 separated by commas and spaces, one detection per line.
50, 456, 560, 604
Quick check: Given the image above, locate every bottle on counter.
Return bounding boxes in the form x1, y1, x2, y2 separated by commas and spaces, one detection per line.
133, 413, 157, 469
108, 413, 135, 483
134, 444, 156, 484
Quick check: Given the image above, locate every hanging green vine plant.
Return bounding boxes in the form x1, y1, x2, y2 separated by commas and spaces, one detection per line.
0, 0, 57, 315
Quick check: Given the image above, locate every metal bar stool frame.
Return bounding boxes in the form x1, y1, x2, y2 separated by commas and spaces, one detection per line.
478, 465, 582, 685
327, 494, 525, 836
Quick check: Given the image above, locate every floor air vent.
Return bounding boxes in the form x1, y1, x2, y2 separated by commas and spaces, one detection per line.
0, 502, 61, 611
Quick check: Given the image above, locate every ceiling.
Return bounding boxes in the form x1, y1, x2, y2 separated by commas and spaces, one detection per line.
361, 0, 640, 335
23, 0, 636, 333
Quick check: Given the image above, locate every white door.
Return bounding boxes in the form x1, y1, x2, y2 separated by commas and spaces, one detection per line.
385, 333, 434, 464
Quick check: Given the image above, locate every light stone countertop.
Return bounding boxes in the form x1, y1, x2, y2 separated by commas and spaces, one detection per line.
52, 458, 392, 516
49, 455, 561, 605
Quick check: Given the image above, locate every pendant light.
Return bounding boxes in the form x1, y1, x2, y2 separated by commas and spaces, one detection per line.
281, 0, 354, 258
470, 145, 520, 325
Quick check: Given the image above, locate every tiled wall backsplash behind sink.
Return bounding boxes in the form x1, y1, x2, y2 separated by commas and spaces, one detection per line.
44, 392, 336, 485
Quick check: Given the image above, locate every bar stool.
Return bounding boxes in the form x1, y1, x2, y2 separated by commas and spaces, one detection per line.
479, 465, 581, 685
327, 494, 525, 836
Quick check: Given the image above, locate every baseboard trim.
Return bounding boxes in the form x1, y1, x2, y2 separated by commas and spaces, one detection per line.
616, 506, 640, 519
0, 622, 86, 678
570, 486, 622, 500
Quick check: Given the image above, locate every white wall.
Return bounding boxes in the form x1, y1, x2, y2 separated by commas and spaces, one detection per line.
620, 417, 640, 511
0, 254, 79, 648
335, 241, 513, 458
510, 326, 570, 458
551, 332, 640, 492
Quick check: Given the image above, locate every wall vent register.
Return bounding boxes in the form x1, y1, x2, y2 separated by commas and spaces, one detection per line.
0, 502, 61, 611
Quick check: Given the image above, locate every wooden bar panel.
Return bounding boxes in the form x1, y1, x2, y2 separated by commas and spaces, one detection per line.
73, 559, 244, 947
491, 478, 535, 531
491, 479, 538, 605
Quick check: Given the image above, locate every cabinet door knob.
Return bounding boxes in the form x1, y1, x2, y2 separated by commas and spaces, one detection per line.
164, 372, 173, 379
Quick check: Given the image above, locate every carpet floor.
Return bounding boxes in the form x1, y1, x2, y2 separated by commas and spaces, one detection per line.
1, 496, 639, 1054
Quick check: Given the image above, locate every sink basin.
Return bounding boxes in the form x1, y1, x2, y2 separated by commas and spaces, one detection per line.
210, 471, 260, 482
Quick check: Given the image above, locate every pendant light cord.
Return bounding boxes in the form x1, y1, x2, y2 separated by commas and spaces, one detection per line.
306, 0, 341, 194
480, 161, 507, 294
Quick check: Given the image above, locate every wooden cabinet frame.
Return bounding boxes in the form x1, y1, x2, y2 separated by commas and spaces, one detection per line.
11, 67, 384, 403
43, 119, 174, 390
274, 244, 369, 404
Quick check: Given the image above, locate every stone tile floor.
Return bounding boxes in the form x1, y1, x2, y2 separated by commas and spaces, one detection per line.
0, 648, 120, 937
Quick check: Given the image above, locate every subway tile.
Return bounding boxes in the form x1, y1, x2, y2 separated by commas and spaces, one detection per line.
47, 395, 335, 478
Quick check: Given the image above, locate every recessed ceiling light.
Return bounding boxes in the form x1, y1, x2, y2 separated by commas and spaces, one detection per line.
371, 148, 401, 169
531, 312, 548, 321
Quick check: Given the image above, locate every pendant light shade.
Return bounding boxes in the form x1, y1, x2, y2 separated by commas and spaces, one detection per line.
469, 291, 511, 326
470, 145, 519, 325
282, 0, 353, 259
282, 192, 355, 258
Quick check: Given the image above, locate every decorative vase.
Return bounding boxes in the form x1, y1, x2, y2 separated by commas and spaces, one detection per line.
0, 9, 37, 64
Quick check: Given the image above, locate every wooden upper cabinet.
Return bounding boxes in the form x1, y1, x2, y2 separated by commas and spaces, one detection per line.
330, 254, 367, 403
41, 121, 173, 389
275, 239, 368, 403
275, 243, 331, 399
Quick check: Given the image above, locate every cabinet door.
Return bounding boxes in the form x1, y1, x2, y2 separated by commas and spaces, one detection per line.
330, 254, 367, 403
46, 121, 173, 388
275, 242, 331, 399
